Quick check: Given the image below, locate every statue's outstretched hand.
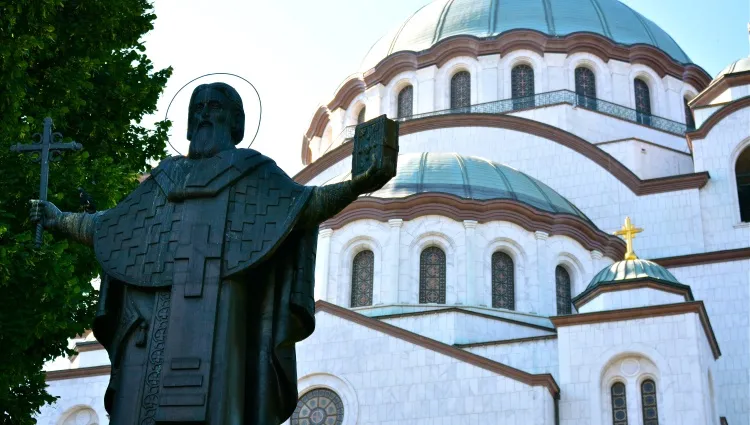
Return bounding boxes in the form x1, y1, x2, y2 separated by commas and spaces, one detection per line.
29, 200, 62, 230
352, 154, 397, 195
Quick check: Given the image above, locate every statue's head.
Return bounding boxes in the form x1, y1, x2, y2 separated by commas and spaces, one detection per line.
186, 82, 245, 158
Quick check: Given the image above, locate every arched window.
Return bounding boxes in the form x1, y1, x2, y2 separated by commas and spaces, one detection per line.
611, 382, 628, 425
641, 379, 659, 425
634, 78, 652, 126
350, 250, 374, 307
511, 64, 535, 110
684, 97, 695, 130
357, 106, 366, 125
61, 407, 99, 425
491, 251, 514, 309
735, 147, 750, 222
420, 246, 446, 304
575, 67, 597, 110
397, 85, 413, 119
450, 71, 471, 109
292, 388, 345, 425
555, 265, 572, 315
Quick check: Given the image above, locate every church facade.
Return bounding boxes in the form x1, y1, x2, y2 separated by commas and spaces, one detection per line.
37, 0, 749, 424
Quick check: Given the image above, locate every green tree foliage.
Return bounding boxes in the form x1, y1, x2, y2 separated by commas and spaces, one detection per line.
0, 1, 172, 422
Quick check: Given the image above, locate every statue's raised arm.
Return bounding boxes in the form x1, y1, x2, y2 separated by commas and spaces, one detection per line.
296, 115, 399, 228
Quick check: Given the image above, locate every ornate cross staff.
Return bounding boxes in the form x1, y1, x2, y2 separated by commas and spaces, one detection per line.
614, 216, 643, 260
10, 117, 83, 247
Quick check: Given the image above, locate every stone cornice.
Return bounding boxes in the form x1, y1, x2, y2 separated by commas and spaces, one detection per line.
75, 341, 105, 352
295, 114, 710, 196
455, 334, 558, 349
45, 365, 111, 382
686, 95, 750, 143
372, 306, 556, 332
550, 301, 721, 359
689, 71, 750, 108
652, 247, 750, 268
320, 193, 627, 261
315, 300, 560, 398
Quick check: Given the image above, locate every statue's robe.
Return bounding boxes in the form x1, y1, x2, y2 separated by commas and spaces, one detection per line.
91, 148, 317, 425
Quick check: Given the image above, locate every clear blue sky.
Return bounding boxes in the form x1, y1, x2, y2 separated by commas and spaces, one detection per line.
141, 0, 749, 175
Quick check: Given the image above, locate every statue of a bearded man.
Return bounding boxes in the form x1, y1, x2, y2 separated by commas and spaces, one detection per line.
31, 82, 396, 424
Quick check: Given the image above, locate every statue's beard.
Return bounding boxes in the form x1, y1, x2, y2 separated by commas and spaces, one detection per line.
188, 123, 226, 159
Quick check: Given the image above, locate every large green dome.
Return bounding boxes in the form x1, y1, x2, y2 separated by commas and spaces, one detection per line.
361, 0, 691, 70
325, 152, 591, 221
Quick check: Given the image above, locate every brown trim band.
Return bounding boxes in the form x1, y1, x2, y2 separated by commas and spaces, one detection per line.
572, 278, 693, 310
550, 301, 721, 359
362, 31, 710, 91
316, 300, 560, 398
374, 306, 556, 332
653, 247, 750, 268
75, 341, 105, 353
46, 365, 111, 382
320, 193, 627, 260
296, 114, 710, 196
327, 77, 366, 112
456, 334, 558, 349
690, 71, 750, 108
687, 96, 750, 142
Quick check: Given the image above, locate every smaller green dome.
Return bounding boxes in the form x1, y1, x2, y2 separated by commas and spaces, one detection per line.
587, 259, 680, 290
715, 57, 750, 81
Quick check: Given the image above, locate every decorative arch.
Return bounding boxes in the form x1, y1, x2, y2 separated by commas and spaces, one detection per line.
409, 229, 457, 304
589, 347, 673, 425
565, 52, 610, 100
345, 94, 368, 126
436, 56, 479, 109
502, 50, 546, 98
384, 71, 418, 118
57, 406, 99, 425
628, 65, 666, 117
481, 235, 529, 310
337, 235, 383, 307
297, 373, 360, 425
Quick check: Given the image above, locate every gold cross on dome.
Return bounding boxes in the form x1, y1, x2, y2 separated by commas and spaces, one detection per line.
614, 216, 643, 260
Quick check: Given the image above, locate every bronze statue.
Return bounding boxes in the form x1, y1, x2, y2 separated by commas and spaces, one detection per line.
30, 82, 397, 424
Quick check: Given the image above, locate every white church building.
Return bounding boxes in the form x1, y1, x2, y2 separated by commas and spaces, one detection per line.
37, 0, 750, 424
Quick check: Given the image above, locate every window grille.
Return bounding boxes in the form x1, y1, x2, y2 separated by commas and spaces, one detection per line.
419, 246, 446, 304
612, 382, 628, 425
397, 85, 413, 119
641, 380, 659, 425
575, 67, 597, 110
512, 64, 535, 110
491, 252, 514, 309
684, 97, 695, 130
450, 71, 471, 109
291, 388, 344, 425
634, 79, 652, 125
350, 250, 374, 307
555, 265, 572, 315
